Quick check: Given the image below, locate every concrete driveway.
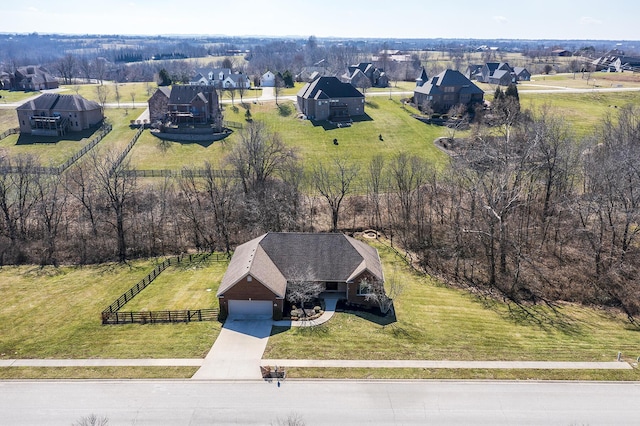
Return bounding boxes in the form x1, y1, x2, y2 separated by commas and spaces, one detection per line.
191, 319, 272, 380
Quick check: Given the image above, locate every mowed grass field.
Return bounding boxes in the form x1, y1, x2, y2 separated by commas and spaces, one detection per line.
128, 97, 448, 171
124, 256, 226, 311
0, 259, 222, 361
264, 239, 640, 379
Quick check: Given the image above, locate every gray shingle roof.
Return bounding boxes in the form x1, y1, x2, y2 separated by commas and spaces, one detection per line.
217, 232, 383, 297
415, 69, 483, 96
298, 76, 364, 100
168, 85, 214, 104
17, 93, 101, 112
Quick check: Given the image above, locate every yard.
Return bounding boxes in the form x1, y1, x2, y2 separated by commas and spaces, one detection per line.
263, 238, 640, 380
0, 259, 223, 361
127, 96, 448, 172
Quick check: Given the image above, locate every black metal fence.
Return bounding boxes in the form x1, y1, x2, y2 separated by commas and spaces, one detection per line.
109, 126, 143, 176
101, 308, 219, 325
119, 168, 240, 179
0, 124, 112, 175
101, 252, 229, 325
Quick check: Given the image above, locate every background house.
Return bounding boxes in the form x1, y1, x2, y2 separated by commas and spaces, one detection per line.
16, 93, 103, 136
8, 66, 59, 91
342, 62, 389, 88
592, 50, 640, 72
297, 76, 365, 122
260, 71, 276, 87
189, 68, 250, 89
217, 232, 384, 319
414, 69, 484, 114
148, 85, 220, 125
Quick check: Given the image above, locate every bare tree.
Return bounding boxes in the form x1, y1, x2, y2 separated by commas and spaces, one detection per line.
55, 53, 76, 85
202, 162, 239, 254
285, 266, 324, 316
96, 84, 110, 109
312, 156, 360, 232
114, 83, 120, 108
90, 150, 137, 263
360, 268, 404, 315
226, 121, 298, 193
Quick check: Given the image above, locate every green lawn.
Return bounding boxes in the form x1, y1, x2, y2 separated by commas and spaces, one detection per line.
0, 108, 18, 133
0, 260, 222, 360
128, 97, 448, 172
520, 91, 640, 137
0, 89, 39, 104
124, 256, 227, 311
60, 82, 157, 105
0, 108, 143, 166
264, 239, 640, 365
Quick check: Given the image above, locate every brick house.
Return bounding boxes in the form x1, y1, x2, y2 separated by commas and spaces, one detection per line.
414, 69, 484, 114
297, 76, 365, 122
147, 85, 220, 126
342, 62, 389, 88
217, 233, 384, 319
9, 66, 59, 91
16, 93, 103, 136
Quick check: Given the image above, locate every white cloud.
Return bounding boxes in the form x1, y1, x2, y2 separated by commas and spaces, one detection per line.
580, 16, 602, 26
493, 16, 508, 24
28, 6, 39, 12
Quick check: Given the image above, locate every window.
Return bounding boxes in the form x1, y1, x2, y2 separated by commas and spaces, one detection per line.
325, 282, 338, 291
247, 276, 252, 282
444, 86, 456, 93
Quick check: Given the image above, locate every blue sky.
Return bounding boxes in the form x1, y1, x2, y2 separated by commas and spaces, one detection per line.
2, 0, 638, 40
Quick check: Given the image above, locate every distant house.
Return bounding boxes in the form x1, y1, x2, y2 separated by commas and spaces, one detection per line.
342, 62, 389, 88
147, 85, 220, 125
592, 50, 640, 72
480, 63, 515, 86
471, 62, 530, 85
414, 69, 484, 114
552, 49, 573, 57
513, 67, 531, 82
296, 65, 330, 82
9, 66, 59, 91
260, 71, 276, 87
464, 65, 483, 81
217, 232, 384, 319
297, 76, 365, 122
189, 68, 250, 89
16, 93, 103, 136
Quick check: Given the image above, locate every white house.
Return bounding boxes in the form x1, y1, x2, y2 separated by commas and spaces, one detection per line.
189, 68, 250, 89
260, 71, 276, 87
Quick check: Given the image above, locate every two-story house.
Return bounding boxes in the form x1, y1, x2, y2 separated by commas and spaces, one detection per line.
414, 69, 484, 114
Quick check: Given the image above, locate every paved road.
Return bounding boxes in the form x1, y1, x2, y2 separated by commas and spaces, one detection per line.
1, 379, 639, 425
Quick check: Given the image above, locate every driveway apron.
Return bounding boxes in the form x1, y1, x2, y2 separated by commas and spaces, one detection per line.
192, 319, 272, 380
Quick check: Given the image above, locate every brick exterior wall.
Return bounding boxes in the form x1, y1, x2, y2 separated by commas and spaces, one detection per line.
148, 90, 169, 122
218, 275, 284, 319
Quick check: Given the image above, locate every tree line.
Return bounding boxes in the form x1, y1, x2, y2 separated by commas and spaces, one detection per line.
1, 105, 639, 320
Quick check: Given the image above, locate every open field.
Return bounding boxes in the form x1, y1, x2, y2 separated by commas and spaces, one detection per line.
264, 239, 640, 365
128, 97, 448, 172
520, 91, 640, 136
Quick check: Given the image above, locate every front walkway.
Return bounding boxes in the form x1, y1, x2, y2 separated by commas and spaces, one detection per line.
272, 295, 339, 328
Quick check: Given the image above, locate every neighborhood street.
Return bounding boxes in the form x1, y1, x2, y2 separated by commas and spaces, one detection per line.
1, 379, 639, 425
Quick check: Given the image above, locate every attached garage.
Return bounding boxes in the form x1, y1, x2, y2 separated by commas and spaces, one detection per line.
227, 300, 273, 319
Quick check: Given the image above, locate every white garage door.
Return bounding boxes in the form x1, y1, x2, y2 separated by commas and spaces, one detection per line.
228, 300, 273, 319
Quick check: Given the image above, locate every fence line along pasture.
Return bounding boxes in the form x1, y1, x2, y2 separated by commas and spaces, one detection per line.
101, 251, 229, 325
0, 123, 112, 175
